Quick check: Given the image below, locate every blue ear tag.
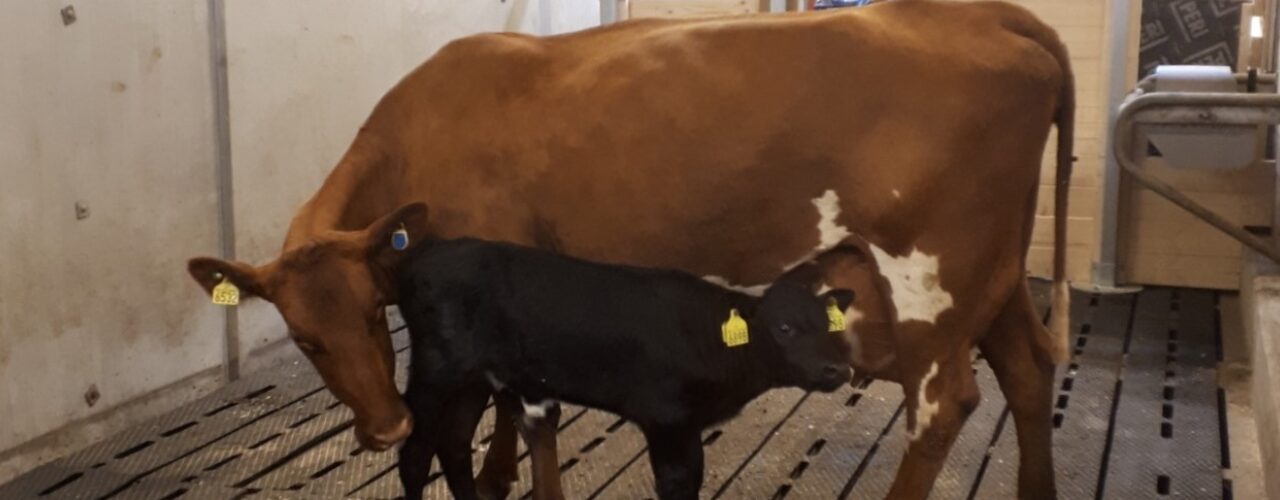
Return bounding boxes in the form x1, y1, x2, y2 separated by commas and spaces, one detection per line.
391, 224, 409, 251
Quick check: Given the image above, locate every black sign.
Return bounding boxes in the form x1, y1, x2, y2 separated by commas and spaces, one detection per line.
1139, 0, 1247, 77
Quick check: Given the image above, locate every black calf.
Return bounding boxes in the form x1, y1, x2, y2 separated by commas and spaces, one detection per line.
396, 238, 853, 500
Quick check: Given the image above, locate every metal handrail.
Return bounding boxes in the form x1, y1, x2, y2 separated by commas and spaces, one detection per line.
1113, 91, 1280, 264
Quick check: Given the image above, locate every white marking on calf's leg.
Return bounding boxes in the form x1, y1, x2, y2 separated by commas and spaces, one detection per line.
520, 398, 555, 428
867, 245, 953, 324
521, 399, 548, 418
909, 362, 941, 441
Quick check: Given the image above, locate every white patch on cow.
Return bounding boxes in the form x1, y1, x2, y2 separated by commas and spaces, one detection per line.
813, 189, 852, 249
702, 275, 767, 297
867, 244, 953, 324
485, 372, 505, 391
892, 189, 902, 199
817, 284, 832, 296
909, 362, 941, 441
783, 189, 853, 271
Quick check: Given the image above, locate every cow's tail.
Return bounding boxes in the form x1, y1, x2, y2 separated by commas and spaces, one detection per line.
1046, 30, 1075, 365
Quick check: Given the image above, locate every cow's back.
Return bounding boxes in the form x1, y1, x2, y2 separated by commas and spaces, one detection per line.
366, 0, 1066, 287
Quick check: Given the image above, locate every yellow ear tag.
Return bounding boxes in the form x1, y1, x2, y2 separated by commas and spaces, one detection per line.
826, 300, 846, 333
721, 309, 749, 347
211, 278, 240, 306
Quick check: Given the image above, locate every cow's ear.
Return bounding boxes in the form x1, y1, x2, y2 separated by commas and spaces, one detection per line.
776, 261, 825, 292
822, 289, 856, 312
365, 202, 430, 269
188, 257, 267, 300
814, 243, 873, 273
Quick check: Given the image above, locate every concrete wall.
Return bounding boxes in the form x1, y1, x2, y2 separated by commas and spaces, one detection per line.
0, 0, 600, 482
1011, 0, 1108, 284
0, 0, 225, 477
226, 0, 601, 364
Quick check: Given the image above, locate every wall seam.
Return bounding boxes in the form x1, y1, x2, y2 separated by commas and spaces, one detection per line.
207, 0, 240, 381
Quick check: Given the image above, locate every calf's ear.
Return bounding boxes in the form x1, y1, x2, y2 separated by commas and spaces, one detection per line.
188, 257, 268, 300
822, 289, 856, 312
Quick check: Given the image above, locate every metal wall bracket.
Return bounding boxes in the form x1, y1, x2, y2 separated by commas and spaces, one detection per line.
1113, 91, 1280, 265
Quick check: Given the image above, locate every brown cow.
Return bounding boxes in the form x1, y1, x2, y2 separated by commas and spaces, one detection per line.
188, 1, 1073, 499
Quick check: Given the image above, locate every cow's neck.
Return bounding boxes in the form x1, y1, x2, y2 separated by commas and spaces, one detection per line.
283, 132, 399, 251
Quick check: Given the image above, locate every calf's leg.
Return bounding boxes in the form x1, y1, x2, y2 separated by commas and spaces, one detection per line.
642, 426, 704, 500
514, 398, 566, 500
400, 384, 449, 500
398, 427, 437, 500
476, 397, 522, 500
979, 283, 1058, 499
886, 346, 980, 500
438, 384, 496, 500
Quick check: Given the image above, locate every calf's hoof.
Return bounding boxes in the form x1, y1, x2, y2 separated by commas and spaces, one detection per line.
475, 475, 515, 500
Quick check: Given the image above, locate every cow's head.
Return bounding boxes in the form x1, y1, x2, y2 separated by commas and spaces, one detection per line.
187, 203, 430, 451
755, 267, 855, 392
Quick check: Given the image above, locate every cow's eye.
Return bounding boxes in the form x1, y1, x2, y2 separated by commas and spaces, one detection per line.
295, 339, 325, 355
779, 324, 793, 335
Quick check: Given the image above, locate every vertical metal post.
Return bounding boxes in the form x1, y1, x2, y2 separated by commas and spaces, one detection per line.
207, 0, 240, 381
1094, 0, 1136, 288
1269, 0, 1280, 250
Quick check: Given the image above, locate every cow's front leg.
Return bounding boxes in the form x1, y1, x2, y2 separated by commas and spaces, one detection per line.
513, 398, 566, 500
476, 397, 521, 500
886, 347, 980, 500
642, 425, 703, 500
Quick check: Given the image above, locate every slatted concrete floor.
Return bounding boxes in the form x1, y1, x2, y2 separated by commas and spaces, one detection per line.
0, 283, 1250, 499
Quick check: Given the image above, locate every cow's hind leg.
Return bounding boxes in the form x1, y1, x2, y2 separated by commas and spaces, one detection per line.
476, 398, 521, 500
979, 282, 1058, 499
887, 346, 980, 500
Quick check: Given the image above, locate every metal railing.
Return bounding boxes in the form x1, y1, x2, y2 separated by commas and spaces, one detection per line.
1113, 90, 1280, 264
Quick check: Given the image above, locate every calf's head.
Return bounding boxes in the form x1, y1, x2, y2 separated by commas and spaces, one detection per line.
755, 269, 855, 391
187, 203, 430, 451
